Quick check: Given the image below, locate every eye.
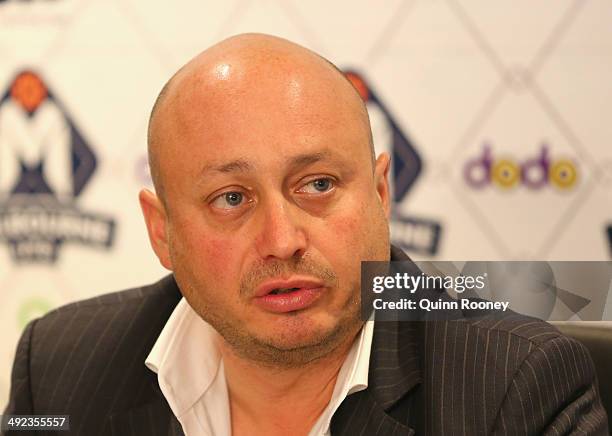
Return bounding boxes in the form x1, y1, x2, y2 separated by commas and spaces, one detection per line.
210, 191, 247, 209
298, 178, 335, 194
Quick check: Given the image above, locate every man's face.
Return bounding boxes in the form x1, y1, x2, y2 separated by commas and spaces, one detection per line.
145, 58, 391, 366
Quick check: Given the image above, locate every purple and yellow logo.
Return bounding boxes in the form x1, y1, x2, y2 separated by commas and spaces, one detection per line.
464, 143, 578, 191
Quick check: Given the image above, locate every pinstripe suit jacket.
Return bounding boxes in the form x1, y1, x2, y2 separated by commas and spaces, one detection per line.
4, 249, 609, 435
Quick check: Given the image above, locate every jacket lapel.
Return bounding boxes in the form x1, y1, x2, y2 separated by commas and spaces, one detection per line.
330, 320, 422, 435
330, 246, 424, 435
330, 389, 416, 436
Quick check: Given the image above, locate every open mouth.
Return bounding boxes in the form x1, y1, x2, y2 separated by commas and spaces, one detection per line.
268, 287, 301, 295
253, 280, 325, 312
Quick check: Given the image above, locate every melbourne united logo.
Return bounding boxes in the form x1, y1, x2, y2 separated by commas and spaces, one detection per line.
0, 70, 115, 262
345, 71, 441, 256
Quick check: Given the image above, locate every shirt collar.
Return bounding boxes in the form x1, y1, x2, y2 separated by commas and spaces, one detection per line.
315, 316, 374, 435
145, 297, 223, 418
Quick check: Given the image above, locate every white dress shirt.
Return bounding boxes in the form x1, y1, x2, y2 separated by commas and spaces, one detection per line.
145, 297, 374, 436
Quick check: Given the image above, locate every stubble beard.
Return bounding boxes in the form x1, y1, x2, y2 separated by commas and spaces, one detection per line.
182, 255, 364, 369
210, 299, 363, 368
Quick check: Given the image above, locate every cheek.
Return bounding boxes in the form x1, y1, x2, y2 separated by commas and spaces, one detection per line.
330, 215, 362, 246
327, 199, 375, 247
202, 237, 234, 270
317, 196, 389, 265
171, 225, 247, 311
313, 207, 368, 274
171, 216, 242, 281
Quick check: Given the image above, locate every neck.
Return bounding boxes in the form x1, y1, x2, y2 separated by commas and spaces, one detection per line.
219, 326, 362, 436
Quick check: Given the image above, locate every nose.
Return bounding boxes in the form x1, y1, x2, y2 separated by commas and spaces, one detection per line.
255, 195, 308, 261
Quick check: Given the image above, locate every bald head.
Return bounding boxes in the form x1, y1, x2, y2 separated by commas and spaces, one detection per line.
147, 33, 374, 203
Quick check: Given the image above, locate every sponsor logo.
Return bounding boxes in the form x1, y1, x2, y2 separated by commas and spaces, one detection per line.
0, 70, 115, 262
345, 71, 441, 255
464, 143, 578, 190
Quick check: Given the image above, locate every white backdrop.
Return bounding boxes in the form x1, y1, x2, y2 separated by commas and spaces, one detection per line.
1, 0, 611, 406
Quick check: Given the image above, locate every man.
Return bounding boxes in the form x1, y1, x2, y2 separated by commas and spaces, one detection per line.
4, 34, 608, 435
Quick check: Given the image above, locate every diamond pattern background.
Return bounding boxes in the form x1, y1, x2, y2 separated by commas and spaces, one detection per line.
0, 0, 611, 405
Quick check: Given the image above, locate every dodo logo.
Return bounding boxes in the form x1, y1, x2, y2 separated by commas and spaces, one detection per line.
464, 143, 578, 191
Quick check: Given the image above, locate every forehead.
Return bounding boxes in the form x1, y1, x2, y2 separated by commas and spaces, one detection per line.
158, 60, 371, 174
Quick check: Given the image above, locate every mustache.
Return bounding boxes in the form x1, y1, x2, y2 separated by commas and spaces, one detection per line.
239, 257, 338, 297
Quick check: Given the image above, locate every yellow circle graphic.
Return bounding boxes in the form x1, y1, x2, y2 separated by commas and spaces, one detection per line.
492, 159, 520, 189
550, 160, 577, 189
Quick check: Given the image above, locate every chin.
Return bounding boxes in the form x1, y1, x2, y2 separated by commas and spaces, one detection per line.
260, 314, 335, 348
259, 309, 361, 353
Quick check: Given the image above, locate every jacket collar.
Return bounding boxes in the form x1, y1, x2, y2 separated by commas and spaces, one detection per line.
328, 319, 421, 436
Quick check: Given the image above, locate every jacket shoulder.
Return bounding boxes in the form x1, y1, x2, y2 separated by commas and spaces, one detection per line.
443, 313, 608, 434
457, 311, 564, 346
25, 275, 181, 415
43, 274, 180, 315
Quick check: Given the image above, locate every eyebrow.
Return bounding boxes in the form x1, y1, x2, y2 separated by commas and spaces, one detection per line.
288, 151, 333, 168
201, 150, 337, 176
201, 159, 254, 175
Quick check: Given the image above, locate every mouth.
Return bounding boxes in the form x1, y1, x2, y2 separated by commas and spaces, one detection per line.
254, 277, 325, 297
253, 278, 327, 313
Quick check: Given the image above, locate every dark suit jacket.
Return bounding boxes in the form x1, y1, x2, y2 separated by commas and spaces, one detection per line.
4, 249, 609, 435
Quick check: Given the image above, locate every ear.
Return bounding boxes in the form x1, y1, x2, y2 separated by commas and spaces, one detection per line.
373, 152, 391, 217
139, 189, 173, 270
